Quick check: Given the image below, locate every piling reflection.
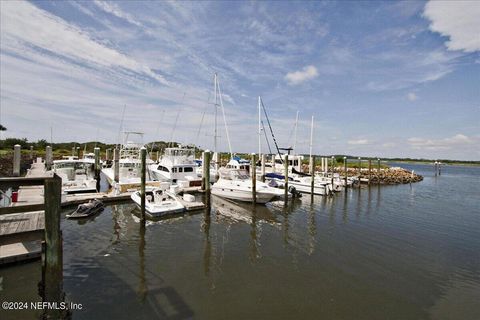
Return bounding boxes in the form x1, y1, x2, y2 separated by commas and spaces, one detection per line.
137, 223, 147, 302
307, 201, 316, 255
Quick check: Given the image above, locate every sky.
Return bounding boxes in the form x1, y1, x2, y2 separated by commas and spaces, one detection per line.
0, 0, 479, 160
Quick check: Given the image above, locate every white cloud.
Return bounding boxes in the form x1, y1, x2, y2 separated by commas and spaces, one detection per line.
408, 134, 474, 150
285, 65, 318, 85
0, 1, 167, 85
424, 1, 480, 53
407, 92, 417, 101
348, 139, 370, 145
93, 0, 142, 27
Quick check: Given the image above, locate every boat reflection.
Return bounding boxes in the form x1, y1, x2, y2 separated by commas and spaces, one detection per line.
212, 195, 279, 226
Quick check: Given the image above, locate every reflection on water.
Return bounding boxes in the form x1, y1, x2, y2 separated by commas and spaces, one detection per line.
2, 164, 479, 319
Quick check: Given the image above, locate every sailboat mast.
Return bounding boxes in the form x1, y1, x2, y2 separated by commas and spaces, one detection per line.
213, 73, 218, 153
309, 115, 314, 158
258, 96, 262, 156
293, 111, 299, 153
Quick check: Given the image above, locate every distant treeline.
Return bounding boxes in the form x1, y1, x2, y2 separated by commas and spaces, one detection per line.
0, 138, 192, 153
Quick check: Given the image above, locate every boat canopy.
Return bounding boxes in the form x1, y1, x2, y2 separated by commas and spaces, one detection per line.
218, 168, 249, 180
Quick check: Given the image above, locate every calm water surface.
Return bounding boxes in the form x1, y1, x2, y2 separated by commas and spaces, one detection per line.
1, 163, 479, 319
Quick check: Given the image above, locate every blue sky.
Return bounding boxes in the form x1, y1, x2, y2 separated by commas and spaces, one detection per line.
1, 1, 479, 160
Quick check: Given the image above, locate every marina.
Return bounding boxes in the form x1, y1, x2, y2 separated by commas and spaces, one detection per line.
1, 162, 479, 319
1, 1, 479, 319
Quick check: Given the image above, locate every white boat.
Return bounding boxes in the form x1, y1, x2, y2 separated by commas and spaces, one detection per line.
212, 168, 286, 204
53, 156, 97, 193
265, 171, 333, 196
102, 132, 153, 186
130, 187, 184, 216
149, 146, 202, 187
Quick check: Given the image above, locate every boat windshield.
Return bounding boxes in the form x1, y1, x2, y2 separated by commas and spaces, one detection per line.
54, 162, 93, 170
219, 169, 249, 180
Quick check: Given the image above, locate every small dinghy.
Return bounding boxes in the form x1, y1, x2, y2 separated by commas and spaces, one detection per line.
131, 187, 185, 216
67, 199, 104, 219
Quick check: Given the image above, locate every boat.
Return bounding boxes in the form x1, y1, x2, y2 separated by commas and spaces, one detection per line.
102, 132, 154, 186
266, 170, 333, 195
66, 199, 104, 219
130, 187, 185, 216
148, 145, 202, 187
212, 168, 287, 204
52, 156, 97, 194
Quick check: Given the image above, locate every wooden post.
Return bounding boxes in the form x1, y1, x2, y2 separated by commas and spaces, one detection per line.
358, 157, 361, 176
106, 148, 111, 162
368, 159, 372, 186
43, 174, 63, 319
325, 157, 328, 173
140, 147, 146, 222
330, 156, 334, 190
202, 150, 211, 191
156, 151, 160, 162
30, 145, 34, 160
261, 153, 266, 182
251, 153, 256, 204
438, 162, 441, 175
344, 156, 348, 189
377, 158, 381, 173
284, 154, 288, 204
13, 144, 21, 176
214, 152, 220, 173
114, 147, 120, 183
310, 155, 315, 195
71, 147, 75, 157
94, 147, 100, 179
46, 146, 52, 171
76, 147, 80, 159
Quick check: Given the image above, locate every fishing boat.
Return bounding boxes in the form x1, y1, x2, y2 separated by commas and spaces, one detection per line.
149, 145, 202, 187
66, 199, 104, 219
130, 187, 185, 216
52, 156, 97, 193
102, 132, 153, 186
212, 168, 286, 204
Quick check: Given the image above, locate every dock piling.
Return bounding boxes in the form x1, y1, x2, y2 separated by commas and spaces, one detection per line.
202, 150, 211, 192
43, 174, 64, 319
140, 147, 146, 222
94, 147, 100, 176
261, 153, 266, 182
114, 148, 120, 183
344, 156, 347, 189
368, 159, 372, 185
13, 144, 21, 176
251, 153, 256, 204
106, 148, 111, 162
377, 158, 381, 173
284, 154, 289, 204
46, 146, 52, 171
30, 145, 34, 160
76, 147, 80, 159
71, 147, 75, 157
310, 155, 315, 195
331, 156, 335, 192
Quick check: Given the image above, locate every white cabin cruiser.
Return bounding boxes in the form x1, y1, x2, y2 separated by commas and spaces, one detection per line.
149, 146, 202, 187
53, 156, 97, 194
102, 132, 153, 186
212, 168, 286, 204
131, 186, 185, 216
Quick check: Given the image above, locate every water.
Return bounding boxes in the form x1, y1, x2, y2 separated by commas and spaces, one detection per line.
1, 164, 479, 319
